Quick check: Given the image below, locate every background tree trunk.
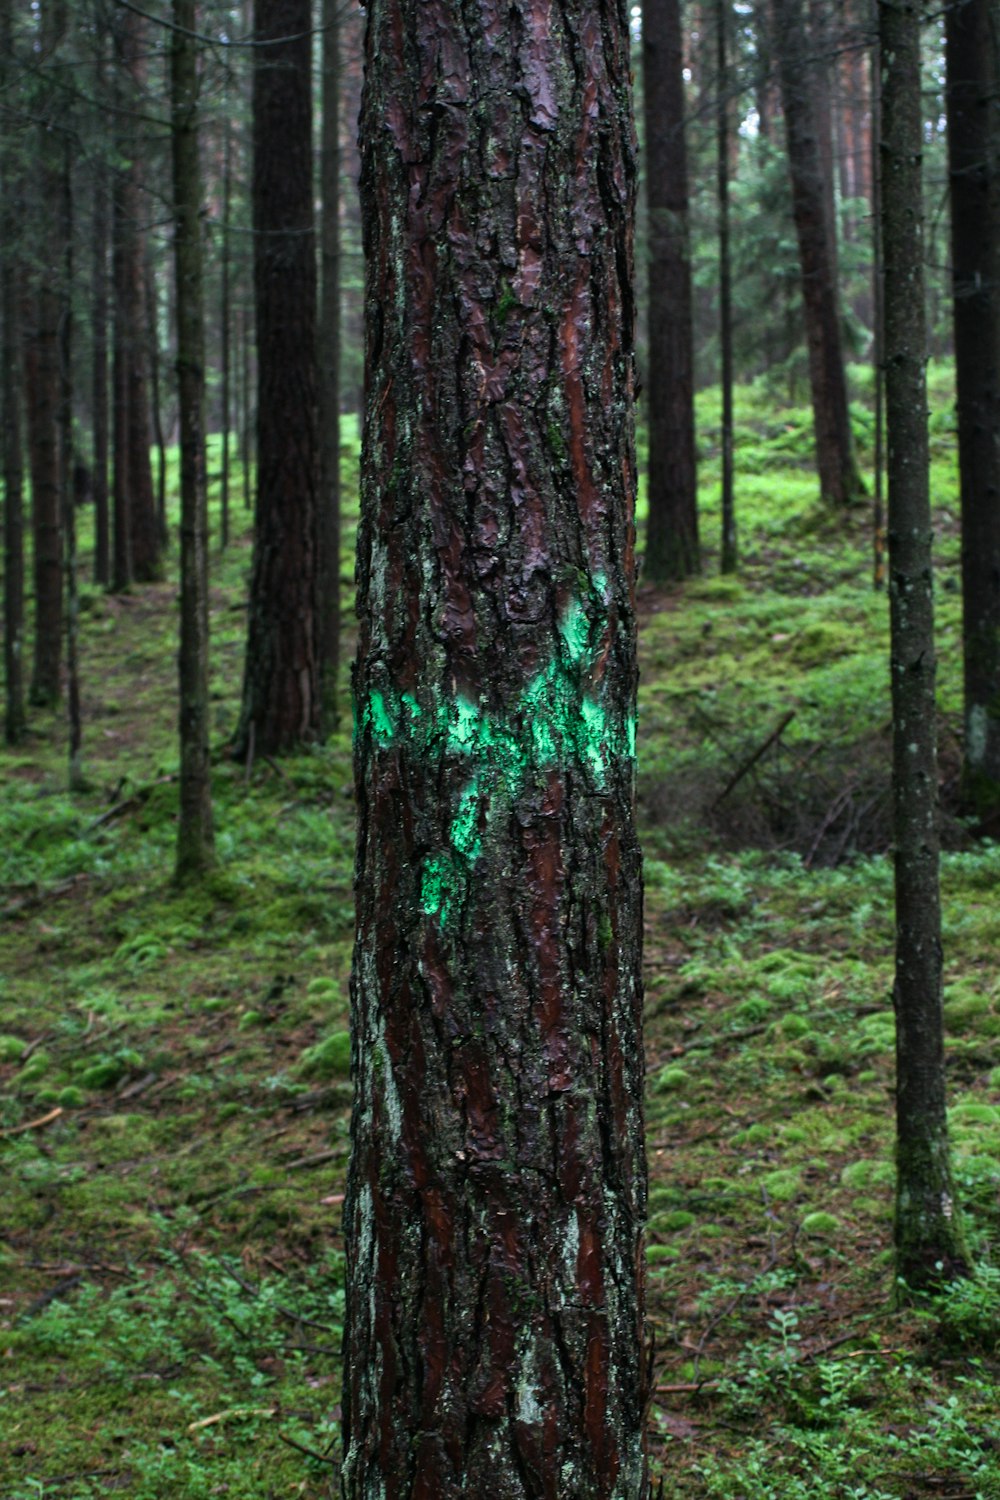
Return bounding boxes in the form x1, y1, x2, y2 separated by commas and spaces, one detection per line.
1, 0, 25, 743
172, 0, 214, 880
343, 2, 649, 1494
317, 0, 341, 730
642, 0, 699, 581
219, 110, 232, 551
946, 0, 1000, 823
773, 0, 864, 507
880, 0, 969, 1292
60, 139, 84, 792
91, 51, 111, 589
235, 0, 319, 757
718, 0, 736, 574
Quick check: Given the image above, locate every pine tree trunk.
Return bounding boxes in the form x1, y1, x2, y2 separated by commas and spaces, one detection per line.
1, 0, 25, 742
343, 3, 649, 1494
774, 0, 864, 507
235, 0, 319, 757
717, 0, 736, 574
946, 0, 1000, 822
112, 161, 133, 592
91, 51, 110, 588
172, 0, 214, 880
220, 112, 232, 551
23, 283, 63, 706
115, 6, 160, 584
880, 0, 969, 1292
60, 139, 84, 791
642, 0, 699, 581
146, 256, 168, 550
317, 0, 341, 730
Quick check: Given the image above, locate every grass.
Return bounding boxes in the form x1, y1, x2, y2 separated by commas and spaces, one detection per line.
2, 375, 999, 1498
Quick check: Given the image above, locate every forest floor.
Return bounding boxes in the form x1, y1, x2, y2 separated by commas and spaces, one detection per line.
1, 367, 999, 1499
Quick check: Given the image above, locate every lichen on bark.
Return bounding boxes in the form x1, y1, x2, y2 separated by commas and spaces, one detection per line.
343, 1, 649, 1495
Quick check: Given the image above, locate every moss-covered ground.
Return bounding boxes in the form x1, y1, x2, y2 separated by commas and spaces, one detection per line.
2, 370, 999, 1498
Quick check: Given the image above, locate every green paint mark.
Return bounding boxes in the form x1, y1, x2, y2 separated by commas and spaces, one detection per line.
558, 597, 591, 664
367, 595, 636, 927
368, 690, 395, 747
450, 778, 482, 861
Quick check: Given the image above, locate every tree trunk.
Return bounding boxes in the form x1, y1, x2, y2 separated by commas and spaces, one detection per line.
343, 3, 649, 1495
880, 0, 969, 1292
91, 51, 110, 588
317, 0, 341, 730
718, 0, 736, 574
220, 110, 232, 550
112, 161, 133, 592
946, 0, 1000, 822
642, 0, 699, 581
146, 255, 168, 550
871, 41, 885, 592
59, 138, 84, 791
172, 0, 214, 881
773, 0, 864, 507
114, 6, 160, 585
235, 0, 319, 757
1, 0, 25, 743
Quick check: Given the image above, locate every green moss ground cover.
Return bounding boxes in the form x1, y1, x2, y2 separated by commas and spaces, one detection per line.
2, 383, 999, 1497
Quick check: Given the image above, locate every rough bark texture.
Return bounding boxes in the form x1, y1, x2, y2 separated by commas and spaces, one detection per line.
880, 0, 969, 1291
235, 0, 319, 758
172, 0, 214, 880
773, 0, 865, 507
946, 0, 1000, 822
318, 0, 342, 731
641, 0, 699, 581
717, 0, 736, 574
1, 0, 25, 742
343, 3, 648, 1496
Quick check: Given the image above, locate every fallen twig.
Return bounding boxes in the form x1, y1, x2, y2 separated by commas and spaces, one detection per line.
277, 1430, 339, 1466
1, 1105, 63, 1137
84, 773, 178, 834
188, 1406, 276, 1432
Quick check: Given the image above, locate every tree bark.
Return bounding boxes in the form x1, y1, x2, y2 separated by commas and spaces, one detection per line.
946, 0, 1000, 822
773, 0, 865, 507
113, 6, 160, 585
59, 138, 83, 792
220, 109, 232, 550
23, 37, 65, 707
880, 0, 969, 1292
234, 0, 319, 757
717, 0, 737, 573
318, 0, 342, 730
1, 0, 25, 742
343, 3, 649, 1495
172, 0, 214, 880
641, 0, 699, 581
91, 50, 110, 588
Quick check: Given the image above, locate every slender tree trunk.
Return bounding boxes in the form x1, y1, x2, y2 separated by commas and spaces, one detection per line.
241, 300, 252, 511
146, 255, 168, 549
946, 0, 1000, 821
317, 0, 341, 730
773, 0, 864, 507
115, 6, 160, 584
871, 41, 885, 592
880, 0, 969, 1292
235, 0, 319, 757
60, 141, 83, 792
1, 0, 25, 742
112, 163, 133, 592
172, 0, 214, 880
642, 0, 699, 581
718, 0, 736, 573
92, 52, 110, 588
219, 110, 232, 550
343, 3, 649, 1494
